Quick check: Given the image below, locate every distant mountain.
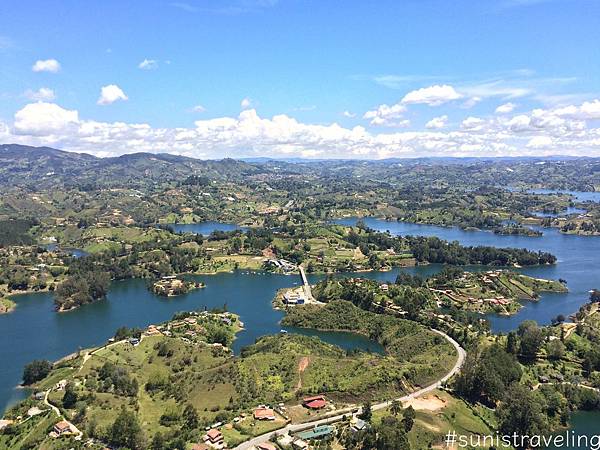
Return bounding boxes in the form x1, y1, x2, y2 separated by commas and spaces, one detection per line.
0, 144, 264, 189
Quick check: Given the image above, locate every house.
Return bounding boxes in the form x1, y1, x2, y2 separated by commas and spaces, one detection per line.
256, 443, 277, 450
350, 418, 368, 432
254, 407, 276, 421
203, 428, 224, 448
292, 438, 309, 449
0, 420, 14, 431
302, 395, 327, 409
53, 420, 73, 436
296, 424, 335, 440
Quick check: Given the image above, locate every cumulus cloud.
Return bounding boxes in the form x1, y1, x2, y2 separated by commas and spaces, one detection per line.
461, 96, 482, 109
138, 59, 158, 70
363, 103, 408, 127
241, 97, 252, 109
401, 84, 462, 106
32, 59, 61, 73
24, 87, 56, 101
191, 104, 206, 113
97, 85, 128, 105
342, 110, 356, 118
13, 102, 79, 136
5, 99, 600, 159
461, 116, 485, 130
496, 102, 517, 114
426, 115, 448, 129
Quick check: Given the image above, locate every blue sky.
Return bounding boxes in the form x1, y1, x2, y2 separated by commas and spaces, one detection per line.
1, 0, 599, 158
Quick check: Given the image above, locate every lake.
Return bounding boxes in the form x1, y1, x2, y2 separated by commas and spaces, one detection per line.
526, 189, 600, 204
334, 217, 600, 333
547, 411, 600, 449
1, 268, 405, 412
3, 217, 600, 420
167, 221, 243, 236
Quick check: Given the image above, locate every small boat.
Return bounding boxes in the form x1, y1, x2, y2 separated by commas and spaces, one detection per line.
280, 329, 288, 334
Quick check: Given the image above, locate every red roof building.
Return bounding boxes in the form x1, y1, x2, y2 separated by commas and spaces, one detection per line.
254, 407, 276, 420
204, 428, 223, 444
302, 395, 327, 409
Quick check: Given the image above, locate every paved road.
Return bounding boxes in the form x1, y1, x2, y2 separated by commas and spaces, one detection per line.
234, 328, 466, 450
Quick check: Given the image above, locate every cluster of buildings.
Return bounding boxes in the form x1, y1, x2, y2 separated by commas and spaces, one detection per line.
152, 275, 204, 297
267, 258, 297, 273
283, 288, 307, 305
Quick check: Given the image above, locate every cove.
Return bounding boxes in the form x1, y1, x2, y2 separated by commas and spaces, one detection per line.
334, 217, 600, 333
1, 269, 405, 413
547, 411, 600, 449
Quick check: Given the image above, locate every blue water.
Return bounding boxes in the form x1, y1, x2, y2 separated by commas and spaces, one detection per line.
167, 221, 243, 236
334, 217, 600, 333
526, 189, 600, 204
3, 216, 600, 419
1, 268, 407, 412
531, 207, 587, 218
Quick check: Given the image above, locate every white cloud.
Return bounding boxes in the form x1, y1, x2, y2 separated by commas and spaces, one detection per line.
24, 87, 56, 101
580, 100, 600, 119
496, 102, 516, 114
32, 59, 61, 73
191, 105, 206, 113
13, 102, 79, 136
342, 110, 356, 118
6, 99, 600, 159
426, 115, 448, 129
241, 97, 252, 109
401, 84, 462, 106
138, 59, 158, 70
363, 103, 408, 127
527, 136, 553, 148
461, 116, 485, 130
97, 85, 128, 105
460, 81, 530, 100
461, 96, 482, 109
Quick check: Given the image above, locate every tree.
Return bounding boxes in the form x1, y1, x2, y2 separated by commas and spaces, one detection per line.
62, 382, 78, 409
518, 321, 544, 359
376, 416, 410, 450
151, 432, 166, 450
506, 331, 518, 355
109, 406, 145, 450
390, 399, 402, 417
497, 384, 548, 448
455, 343, 522, 405
22, 360, 52, 385
546, 340, 565, 361
401, 405, 416, 432
182, 404, 198, 431
590, 289, 600, 303
359, 400, 372, 422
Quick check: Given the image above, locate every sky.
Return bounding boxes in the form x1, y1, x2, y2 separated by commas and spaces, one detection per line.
1, 0, 600, 159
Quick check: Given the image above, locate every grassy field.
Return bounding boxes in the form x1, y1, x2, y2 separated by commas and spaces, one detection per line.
282, 301, 458, 389
371, 390, 495, 450
0, 297, 16, 314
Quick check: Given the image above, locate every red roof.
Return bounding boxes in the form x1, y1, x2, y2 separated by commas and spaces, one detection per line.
254, 407, 275, 420
303, 395, 325, 402
206, 429, 223, 441
304, 399, 327, 409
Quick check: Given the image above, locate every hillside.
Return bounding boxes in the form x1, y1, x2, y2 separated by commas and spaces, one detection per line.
0, 144, 264, 189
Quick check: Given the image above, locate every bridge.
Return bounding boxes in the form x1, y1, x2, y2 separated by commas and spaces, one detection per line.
298, 265, 314, 302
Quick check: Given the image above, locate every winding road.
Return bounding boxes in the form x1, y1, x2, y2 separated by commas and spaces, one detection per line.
234, 328, 466, 450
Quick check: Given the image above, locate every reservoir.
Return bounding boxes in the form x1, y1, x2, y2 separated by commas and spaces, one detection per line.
2, 217, 600, 415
